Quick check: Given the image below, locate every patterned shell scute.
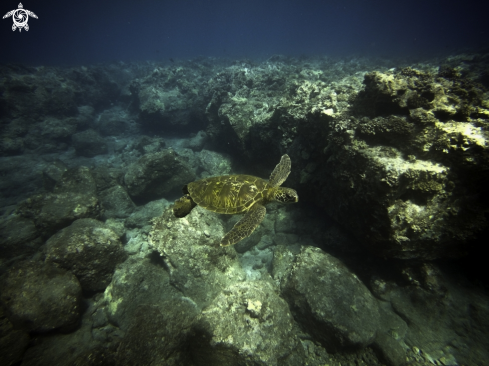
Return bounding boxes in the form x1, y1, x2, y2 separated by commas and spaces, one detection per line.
188, 175, 268, 214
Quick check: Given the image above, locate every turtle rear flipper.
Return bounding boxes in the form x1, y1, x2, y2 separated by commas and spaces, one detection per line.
220, 204, 266, 246
173, 194, 196, 218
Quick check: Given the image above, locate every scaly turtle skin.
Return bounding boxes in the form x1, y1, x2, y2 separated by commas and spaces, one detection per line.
173, 154, 298, 246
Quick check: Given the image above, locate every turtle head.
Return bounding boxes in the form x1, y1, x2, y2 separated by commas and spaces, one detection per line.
273, 187, 298, 204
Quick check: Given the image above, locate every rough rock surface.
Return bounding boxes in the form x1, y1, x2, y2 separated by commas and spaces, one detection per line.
99, 185, 135, 219
0, 155, 65, 210
320, 68, 489, 259
129, 65, 209, 132
149, 206, 245, 307
103, 257, 199, 365
19, 298, 122, 366
41, 159, 68, 191
124, 149, 196, 200
114, 303, 197, 366
369, 261, 489, 366
72, 129, 108, 157
0, 304, 30, 366
196, 280, 304, 366
198, 149, 232, 176
15, 192, 102, 239
102, 257, 182, 326
281, 246, 380, 352
0, 213, 43, 261
205, 63, 489, 259
53, 166, 97, 195
188, 130, 208, 151
45, 218, 127, 292
92, 165, 125, 193
0, 261, 81, 332
124, 198, 169, 229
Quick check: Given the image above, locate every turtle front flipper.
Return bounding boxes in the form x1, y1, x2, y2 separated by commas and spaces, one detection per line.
173, 194, 197, 218
269, 154, 291, 187
220, 204, 266, 246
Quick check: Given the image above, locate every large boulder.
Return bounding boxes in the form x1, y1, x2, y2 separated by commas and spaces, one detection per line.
114, 303, 197, 366
0, 214, 43, 261
72, 129, 108, 157
0, 261, 82, 332
0, 304, 30, 366
149, 206, 245, 307
195, 280, 304, 366
124, 149, 196, 201
313, 68, 489, 259
129, 66, 208, 132
98, 185, 135, 219
15, 192, 102, 239
198, 149, 232, 176
103, 257, 200, 365
0, 68, 78, 120
124, 198, 169, 229
45, 218, 127, 292
281, 246, 380, 352
53, 166, 97, 195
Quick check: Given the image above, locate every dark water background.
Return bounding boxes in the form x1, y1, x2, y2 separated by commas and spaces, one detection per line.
2, 0, 488, 65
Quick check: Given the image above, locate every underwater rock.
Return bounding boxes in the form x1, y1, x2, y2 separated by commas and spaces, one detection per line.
149, 206, 245, 307
20, 306, 120, 366
124, 198, 169, 229
115, 302, 198, 366
129, 66, 207, 132
271, 244, 299, 286
358, 68, 486, 121
42, 159, 68, 192
0, 135, 24, 156
372, 261, 489, 366
303, 68, 489, 260
76, 105, 95, 130
0, 68, 78, 120
0, 213, 43, 262
281, 246, 380, 352
204, 62, 489, 260
15, 191, 102, 239
0, 155, 57, 210
132, 135, 166, 154
45, 218, 127, 292
0, 261, 81, 332
99, 185, 135, 219
198, 149, 232, 176
103, 256, 194, 331
195, 280, 304, 366
124, 149, 196, 201
72, 129, 108, 157
22, 116, 78, 154
98, 108, 130, 137
188, 130, 208, 151
92, 164, 125, 193
0, 304, 29, 366
53, 166, 97, 195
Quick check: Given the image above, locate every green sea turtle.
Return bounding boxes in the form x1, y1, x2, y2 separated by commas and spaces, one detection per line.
173, 154, 298, 246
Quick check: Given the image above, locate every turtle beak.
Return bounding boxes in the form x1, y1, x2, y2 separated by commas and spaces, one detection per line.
288, 190, 299, 203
